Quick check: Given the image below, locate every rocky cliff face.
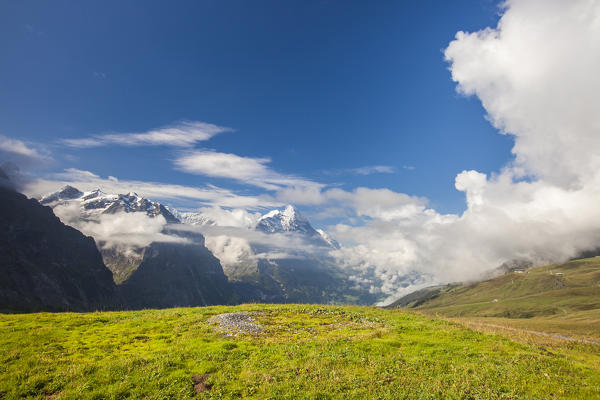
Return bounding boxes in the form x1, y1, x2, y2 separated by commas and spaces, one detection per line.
118, 231, 232, 309
0, 187, 117, 312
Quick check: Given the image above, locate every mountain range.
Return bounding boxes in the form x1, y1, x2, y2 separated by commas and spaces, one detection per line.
41, 186, 180, 223
42, 185, 337, 247
0, 181, 380, 311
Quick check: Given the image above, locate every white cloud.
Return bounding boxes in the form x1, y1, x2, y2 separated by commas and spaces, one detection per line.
189, 206, 261, 228
0, 135, 52, 184
445, 0, 600, 187
328, 0, 600, 302
276, 186, 428, 221
455, 170, 487, 208
324, 187, 427, 221
324, 165, 397, 177
174, 150, 324, 191
276, 185, 327, 205
0, 135, 43, 159
23, 168, 280, 209
352, 165, 396, 175
61, 121, 229, 148
52, 202, 188, 249
204, 235, 257, 269
171, 222, 330, 271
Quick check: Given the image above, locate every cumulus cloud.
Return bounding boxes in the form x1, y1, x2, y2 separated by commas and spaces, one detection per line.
204, 235, 257, 269
52, 202, 188, 249
174, 150, 324, 191
60, 121, 229, 148
327, 0, 600, 303
445, 0, 600, 187
325, 187, 427, 221
171, 221, 331, 268
184, 206, 261, 228
276, 186, 427, 221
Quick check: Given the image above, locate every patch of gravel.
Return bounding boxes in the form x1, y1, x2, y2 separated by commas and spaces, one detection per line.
209, 312, 264, 336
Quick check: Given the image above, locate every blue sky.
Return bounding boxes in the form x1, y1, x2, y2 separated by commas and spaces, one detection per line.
4, 0, 599, 294
1, 0, 511, 218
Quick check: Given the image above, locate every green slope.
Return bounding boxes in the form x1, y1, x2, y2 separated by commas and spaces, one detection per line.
1, 304, 599, 399
395, 257, 600, 340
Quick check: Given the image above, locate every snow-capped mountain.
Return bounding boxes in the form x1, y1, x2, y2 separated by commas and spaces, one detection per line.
256, 205, 317, 235
168, 203, 341, 249
39, 185, 83, 203
41, 185, 179, 223
256, 205, 339, 249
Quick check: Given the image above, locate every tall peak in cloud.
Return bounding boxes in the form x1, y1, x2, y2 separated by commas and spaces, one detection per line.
256, 204, 339, 249
257, 205, 314, 234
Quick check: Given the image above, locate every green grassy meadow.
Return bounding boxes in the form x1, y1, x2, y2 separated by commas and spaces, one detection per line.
408, 257, 600, 342
1, 304, 599, 399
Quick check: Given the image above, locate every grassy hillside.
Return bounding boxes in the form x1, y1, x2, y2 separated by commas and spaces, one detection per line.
1, 304, 599, 399
398, 257, 600, 340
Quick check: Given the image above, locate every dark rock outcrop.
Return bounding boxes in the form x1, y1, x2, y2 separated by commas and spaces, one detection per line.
118, 235, 232, 309
0, 187, 117, 312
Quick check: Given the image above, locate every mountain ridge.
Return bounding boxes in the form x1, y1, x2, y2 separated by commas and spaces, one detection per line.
0, 186, 117, 312
41, 186, 180, 223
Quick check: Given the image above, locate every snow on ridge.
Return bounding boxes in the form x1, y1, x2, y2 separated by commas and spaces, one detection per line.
41, 185, 179, 222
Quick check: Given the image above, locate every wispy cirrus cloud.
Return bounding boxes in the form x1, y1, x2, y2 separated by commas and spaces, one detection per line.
60, 121, 230, 148
0, 135, 46, 160
324, 165, 398, 177
174, 150, 324, 191
24, 168, 280, 210
352, 165, 396, 175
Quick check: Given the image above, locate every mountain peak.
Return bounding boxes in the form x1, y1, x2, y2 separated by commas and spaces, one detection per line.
256, 205, 341, 249
257, 204, 310, 232
41, 185, 84, 204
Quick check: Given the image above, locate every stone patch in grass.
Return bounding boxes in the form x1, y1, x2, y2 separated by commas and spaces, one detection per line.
209, 312, 264, 336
